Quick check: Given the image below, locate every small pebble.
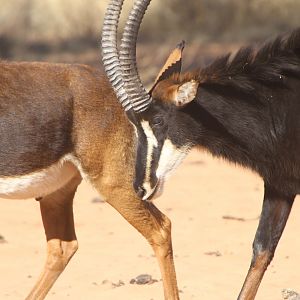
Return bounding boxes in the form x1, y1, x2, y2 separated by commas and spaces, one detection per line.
91, 197, 105, 203
0, 235, 7, 244
102, 279, 110, 285
282, 289, 300, 300
101, 279, 124, 288
112, 280, 125, 288
204, 251, 222, 257
130, 274, 158, 285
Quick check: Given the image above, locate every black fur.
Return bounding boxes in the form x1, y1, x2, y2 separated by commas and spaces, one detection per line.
142, 28, 300, 298
175, 29, 300, 196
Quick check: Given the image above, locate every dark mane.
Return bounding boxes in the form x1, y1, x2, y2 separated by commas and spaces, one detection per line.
201, 29, 300, 99
152, 28, 300, 299
176, 29, 300, 103
170, 28, 300, 191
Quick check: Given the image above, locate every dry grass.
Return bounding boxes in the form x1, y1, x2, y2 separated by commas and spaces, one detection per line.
0, 0, 299, 44
0, 0, 299, 66
0, 0, 160, 42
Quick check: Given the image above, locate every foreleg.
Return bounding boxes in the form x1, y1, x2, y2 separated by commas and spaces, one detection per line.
238, 185, 294, 300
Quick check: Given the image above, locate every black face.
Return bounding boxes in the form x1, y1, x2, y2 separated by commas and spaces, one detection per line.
132, 100, 197, 201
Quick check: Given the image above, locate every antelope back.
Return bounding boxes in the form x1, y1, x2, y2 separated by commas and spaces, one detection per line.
0, 61, 135, 183
0, 62, 74, 176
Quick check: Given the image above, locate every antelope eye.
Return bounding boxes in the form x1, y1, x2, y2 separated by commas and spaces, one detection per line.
152, 116, 164, 127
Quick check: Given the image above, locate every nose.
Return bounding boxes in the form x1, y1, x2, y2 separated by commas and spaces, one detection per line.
136, 186, 146, 199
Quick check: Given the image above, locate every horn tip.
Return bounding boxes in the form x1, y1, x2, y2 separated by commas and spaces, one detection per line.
177, 40, 186, 51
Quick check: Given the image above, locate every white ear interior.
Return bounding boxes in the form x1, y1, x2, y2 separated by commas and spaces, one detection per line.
174, 80, 199, 106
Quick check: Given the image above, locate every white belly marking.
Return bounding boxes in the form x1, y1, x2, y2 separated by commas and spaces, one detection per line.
0, 158, 79, 199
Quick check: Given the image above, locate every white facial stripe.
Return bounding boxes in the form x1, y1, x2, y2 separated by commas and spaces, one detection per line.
141, 121, 158, 199
142, 181, 158, 201
133, 125, 138, 138
142, 139, 190, 202
141, 121, 158, 147
156, 139, 190, 180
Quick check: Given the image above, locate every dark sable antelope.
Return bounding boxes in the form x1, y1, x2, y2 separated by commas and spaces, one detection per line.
0, 0, 190, 299
147, 29, 300, 299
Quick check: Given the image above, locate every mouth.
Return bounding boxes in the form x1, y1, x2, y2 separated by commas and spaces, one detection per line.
142, 180, 159, 201
142, 179, 164, 202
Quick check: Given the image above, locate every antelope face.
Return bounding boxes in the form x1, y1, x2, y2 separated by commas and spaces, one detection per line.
101, 0, 194, 201
133, 97, 197, 201
126, 41, 200, 201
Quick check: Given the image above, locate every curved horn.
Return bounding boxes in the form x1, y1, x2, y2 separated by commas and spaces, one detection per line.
101, 0, 132, 112
119, 0, 152, 113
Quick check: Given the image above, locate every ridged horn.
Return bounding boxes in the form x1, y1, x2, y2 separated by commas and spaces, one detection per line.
101, 0, 132, 112
119, 0, 152, 113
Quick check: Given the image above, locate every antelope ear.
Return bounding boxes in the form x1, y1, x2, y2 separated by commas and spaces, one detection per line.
149, 40, 185, 94
172, 80, 199, 106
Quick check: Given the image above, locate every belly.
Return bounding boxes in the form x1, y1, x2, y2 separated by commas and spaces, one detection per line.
0, 159, 79, 199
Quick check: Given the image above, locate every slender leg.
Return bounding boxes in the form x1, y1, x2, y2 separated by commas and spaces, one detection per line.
25, 175, 82, 300
238, 185, 295, 300
101, 185, 179, 300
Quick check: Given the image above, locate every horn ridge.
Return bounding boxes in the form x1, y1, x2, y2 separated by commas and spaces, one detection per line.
101, 0, 132, 112
120, 0, 152, 113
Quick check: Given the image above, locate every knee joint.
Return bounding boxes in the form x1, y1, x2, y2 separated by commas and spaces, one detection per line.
251, 245, 272, 270
46, 239, 78, 271
150, 216, 172, 250
63, 240, 78, 260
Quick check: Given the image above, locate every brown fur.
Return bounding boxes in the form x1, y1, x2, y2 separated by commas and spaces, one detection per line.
0, 61, 179, 300
151, 72, 199, 102
151, 79, 179, 103
152, 41, 185, 88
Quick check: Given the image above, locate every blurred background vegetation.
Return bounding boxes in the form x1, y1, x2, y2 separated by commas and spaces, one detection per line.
0, 0, 299, 83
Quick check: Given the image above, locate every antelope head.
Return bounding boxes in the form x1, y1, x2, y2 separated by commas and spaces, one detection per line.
102, 0, 197, 201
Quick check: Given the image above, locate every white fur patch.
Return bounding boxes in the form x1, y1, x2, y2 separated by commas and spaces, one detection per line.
0, 156, 80, 199
143, 139, 190, 201
156, 139, 189, 180
175, 80, 199, 106
142, 181, 158, 201
141, 121, 158, 147
141, 121, 158, 200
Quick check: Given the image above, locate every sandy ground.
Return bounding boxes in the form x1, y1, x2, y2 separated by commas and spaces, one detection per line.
0, 150, 299, 300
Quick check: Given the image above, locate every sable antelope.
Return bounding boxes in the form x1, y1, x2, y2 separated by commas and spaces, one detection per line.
0, 0, 191, 299
147, 29, 300, 299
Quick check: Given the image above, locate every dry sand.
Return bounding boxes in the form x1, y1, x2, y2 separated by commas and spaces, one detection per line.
0, 150, 299, 300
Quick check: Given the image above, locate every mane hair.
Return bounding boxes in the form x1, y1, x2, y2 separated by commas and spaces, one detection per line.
174, 28, 300, 103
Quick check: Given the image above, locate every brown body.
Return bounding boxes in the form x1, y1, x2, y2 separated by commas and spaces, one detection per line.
0, 0, 193, 298
0, 61, 179, 299
0, 61, 135, 181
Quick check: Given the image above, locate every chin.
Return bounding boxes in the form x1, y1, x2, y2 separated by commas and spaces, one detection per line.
145, 178, 165, 202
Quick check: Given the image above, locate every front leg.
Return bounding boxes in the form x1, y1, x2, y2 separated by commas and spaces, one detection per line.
99, 183, 179, 300
238, 184, 295, 300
